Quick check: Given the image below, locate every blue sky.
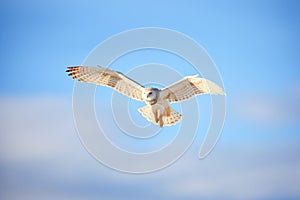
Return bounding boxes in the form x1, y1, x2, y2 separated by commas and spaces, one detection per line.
1, 0, 299, 95
1, 0, 300, 199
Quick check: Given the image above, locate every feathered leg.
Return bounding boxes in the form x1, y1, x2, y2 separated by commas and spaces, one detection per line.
153, 109, 159, 123
158, 115, 164, 128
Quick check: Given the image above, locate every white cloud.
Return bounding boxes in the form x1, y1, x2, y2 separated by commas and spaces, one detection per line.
166, 146, 300, 199
0, 95, 79, 162
0, 95, 300, 200
232, 83, 300, 127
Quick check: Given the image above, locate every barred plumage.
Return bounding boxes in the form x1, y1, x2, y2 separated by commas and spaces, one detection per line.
67, 66, 225, 127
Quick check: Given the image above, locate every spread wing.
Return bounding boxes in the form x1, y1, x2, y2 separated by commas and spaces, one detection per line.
66, 66, 145, 101
161, 74, 226, 103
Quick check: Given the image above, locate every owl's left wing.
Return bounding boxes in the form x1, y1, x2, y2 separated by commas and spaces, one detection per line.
66, 66, 145, 101
161, 75, 225, 103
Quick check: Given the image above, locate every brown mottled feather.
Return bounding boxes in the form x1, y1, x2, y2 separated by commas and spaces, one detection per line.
162, 75, 225, 103
66, 66, 145, 101
138, 105, 182, 127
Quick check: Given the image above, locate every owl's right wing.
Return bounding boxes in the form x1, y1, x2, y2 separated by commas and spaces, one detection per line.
66, 66, 145, 101
161, 74, 225, 103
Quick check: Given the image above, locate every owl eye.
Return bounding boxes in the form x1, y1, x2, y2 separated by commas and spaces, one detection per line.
149, 92, 152, 95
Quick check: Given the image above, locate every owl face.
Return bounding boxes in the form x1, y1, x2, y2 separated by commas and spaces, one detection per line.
143, 88, 158, 104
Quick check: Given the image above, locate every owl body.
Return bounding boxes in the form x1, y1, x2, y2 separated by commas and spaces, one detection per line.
66, 66, 225, 127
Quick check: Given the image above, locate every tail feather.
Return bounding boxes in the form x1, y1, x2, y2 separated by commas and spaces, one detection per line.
138, 105, 182, 127
138, 105, 154, 124
163, 108, 182, 126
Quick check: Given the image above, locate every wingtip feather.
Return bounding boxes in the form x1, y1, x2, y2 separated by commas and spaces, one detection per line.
185, 74, 199, 79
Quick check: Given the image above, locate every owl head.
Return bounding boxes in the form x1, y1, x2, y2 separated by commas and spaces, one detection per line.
143, 88, 159, 104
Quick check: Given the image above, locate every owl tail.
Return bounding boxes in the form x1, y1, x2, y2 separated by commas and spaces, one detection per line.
138, 105, 182, 127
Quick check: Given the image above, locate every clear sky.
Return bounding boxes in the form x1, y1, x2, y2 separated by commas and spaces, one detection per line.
1, 0, 300, 199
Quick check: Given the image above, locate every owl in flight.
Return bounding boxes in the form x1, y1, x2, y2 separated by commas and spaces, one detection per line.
66, 66, 225, 127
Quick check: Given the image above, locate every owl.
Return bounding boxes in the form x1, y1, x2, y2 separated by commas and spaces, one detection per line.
66, 66, 225, 127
